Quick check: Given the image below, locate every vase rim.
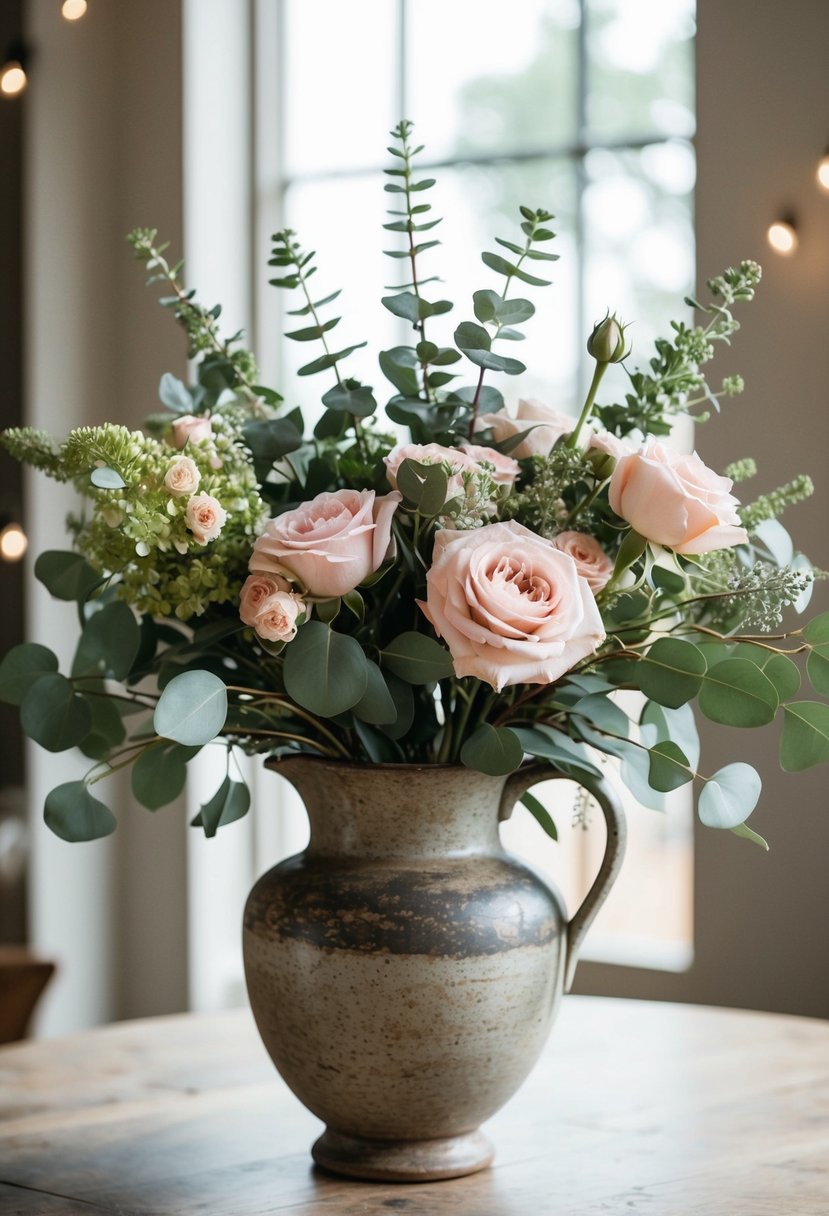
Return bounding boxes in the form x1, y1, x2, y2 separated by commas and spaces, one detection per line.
265, 755, 488, 776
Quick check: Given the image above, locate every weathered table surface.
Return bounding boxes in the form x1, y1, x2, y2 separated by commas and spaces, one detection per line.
0, 996, 827, 1214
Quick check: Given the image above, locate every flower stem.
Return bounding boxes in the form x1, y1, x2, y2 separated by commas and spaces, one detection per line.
567, 361, 608, 449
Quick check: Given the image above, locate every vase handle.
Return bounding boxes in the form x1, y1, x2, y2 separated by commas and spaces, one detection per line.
499, 765, 627, 993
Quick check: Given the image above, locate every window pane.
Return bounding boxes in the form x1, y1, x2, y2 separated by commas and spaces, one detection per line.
582, 141, 695, 399
586, 0, 695, 139
282, 0, 398, 177
406, 0, 580, 160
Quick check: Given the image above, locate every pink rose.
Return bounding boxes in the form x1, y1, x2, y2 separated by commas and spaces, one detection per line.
609, 440, 749, 555
458, 443, 520, 489
164, 456, 201, 497
240, 574, 304, 643
419, 520, 605, 691
552, 531, 614, 592
171, 414, 212, 449
185, 492, 228, 545
384, 442, 480, 502
250, 488, 401, 598
474, 398, 575, 459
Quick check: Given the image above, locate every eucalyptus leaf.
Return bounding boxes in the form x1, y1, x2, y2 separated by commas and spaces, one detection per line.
780, 702, 829, 771
460, 724, 523, 776
192, 776, 250, 837
636, 638, 707, 708
72, 601, 140, 681
698, 763, 761, 829
283, 621, 369, 717
381, 631, 454, 684
21, 674, 93, 752
0, 643, 59, 706
153, 670, 228, 746
78, 694, 127, 760
132, 742, 199, 810
520, 790, 558, 841
90, 466, 126, 490
648, 741, 693, 792
44, 781, 117, 842
698, 659, 778, 727
353, 661, 397, 726
35, 551, 102, 603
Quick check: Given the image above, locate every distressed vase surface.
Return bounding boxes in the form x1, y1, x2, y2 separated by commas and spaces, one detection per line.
243, 760, 625, 1182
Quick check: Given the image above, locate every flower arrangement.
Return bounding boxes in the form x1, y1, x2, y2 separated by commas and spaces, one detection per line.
2, 121, 828, 847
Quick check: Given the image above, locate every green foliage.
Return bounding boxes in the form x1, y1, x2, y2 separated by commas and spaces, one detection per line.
192, 776, 250, 837
44, 782, 117, 843
21, 674, 93, 752
740, 474, 814, 530
698, 763, 762, 829
0, 643, 59, 705
635, 638, 707, 708
283, 621, 369, 717
154, 670, 228, 746
780, 703, 829, 771
381, 632, 455, 684
460, 724, 523, 775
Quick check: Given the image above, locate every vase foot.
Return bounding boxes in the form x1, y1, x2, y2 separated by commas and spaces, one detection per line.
311, 1127, 495, 1182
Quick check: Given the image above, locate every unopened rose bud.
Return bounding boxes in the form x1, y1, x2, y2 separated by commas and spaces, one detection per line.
587, 314, 630, 364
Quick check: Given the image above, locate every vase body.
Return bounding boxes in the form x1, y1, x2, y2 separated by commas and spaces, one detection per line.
243, 759, 624, 1182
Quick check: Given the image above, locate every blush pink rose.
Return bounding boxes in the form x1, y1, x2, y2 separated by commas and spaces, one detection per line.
164, 456, 201, 497
419, 520, 605, 691
384, 442, 481, 502
185, 493, 227, 545
250, 488, 402, 598
240, 573, 304, 643
171, 414, 212, 449
609, 440, 749, 555
588, 430, 638, 461
474, 398, 575, 459
458, 443, 520, 489
552, 531, 614, 592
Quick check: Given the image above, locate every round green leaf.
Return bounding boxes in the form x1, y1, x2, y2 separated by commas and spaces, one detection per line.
90, 466, 126, 490
78, 693, 127, 760
698, 763, 762, 829
0, 643, 59, 706
648, 741, 693, 792
44, 781, 116, 842
511, 725, 601, 779
381, 631, 454, 684
804, 615, 829, 694
780, 702, 829, 772
72, 601, 141, 681
640, 700, 700, 769
377, 673, 415, 741
519, 790, 557, 841
153, 670, 228, 745
34, 551, 102, 602
283, 621, 369, 717
21, 674, 93, 752
192, 776, 250, 837
698, 659, 778, 727
132, 742, 199, 810
460, 724, 523, 776
636, 638, 707, 708
353, 661, 397, 726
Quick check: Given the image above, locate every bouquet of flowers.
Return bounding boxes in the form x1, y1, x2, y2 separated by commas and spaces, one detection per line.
3, 121, 827, 847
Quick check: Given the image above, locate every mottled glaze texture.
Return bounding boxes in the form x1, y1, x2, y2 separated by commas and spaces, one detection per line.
243, 761, 625, 1182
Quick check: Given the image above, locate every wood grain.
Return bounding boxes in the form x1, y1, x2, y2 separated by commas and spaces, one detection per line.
0, 997, 828, 1214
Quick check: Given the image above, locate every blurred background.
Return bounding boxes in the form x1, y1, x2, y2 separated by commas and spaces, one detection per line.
0, 0, 827, 1038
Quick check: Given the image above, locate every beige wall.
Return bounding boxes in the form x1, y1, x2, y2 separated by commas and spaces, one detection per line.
24, 0, 188, 1032
577, 0, 829, 1017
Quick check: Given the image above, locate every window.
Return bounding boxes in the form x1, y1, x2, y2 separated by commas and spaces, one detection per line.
252, 0, 696, 973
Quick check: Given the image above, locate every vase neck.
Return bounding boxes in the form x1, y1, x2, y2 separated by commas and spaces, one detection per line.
272, 762, 508, 861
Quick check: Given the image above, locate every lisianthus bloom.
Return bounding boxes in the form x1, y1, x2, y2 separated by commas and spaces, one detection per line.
552, 531, 614, 592
609, 440, 749, 554
474, 399, 575, 459
250, 488, 401, 598
419, 520, 605, 691
185, 492, 227, 545
240, 572, 305, 643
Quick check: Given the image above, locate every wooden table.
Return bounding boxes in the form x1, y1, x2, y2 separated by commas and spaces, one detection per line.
0, 997, 827, 1214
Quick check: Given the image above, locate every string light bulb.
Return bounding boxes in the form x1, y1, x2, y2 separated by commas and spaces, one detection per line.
0, 522, 27, 562
767, 215, 798, 256
61, 0, 88, 20
0, 40, 29, 98
817, 148, 829, 193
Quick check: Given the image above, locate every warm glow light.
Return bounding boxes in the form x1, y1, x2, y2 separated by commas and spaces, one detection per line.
0, 61, 27, 97
61, 0, 88, 19
767, 220, 798, 256
0, 523, 27, 562
817, 154, 829, 192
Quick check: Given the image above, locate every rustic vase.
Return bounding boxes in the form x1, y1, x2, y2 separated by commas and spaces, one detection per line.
242, 759, 626, 1183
